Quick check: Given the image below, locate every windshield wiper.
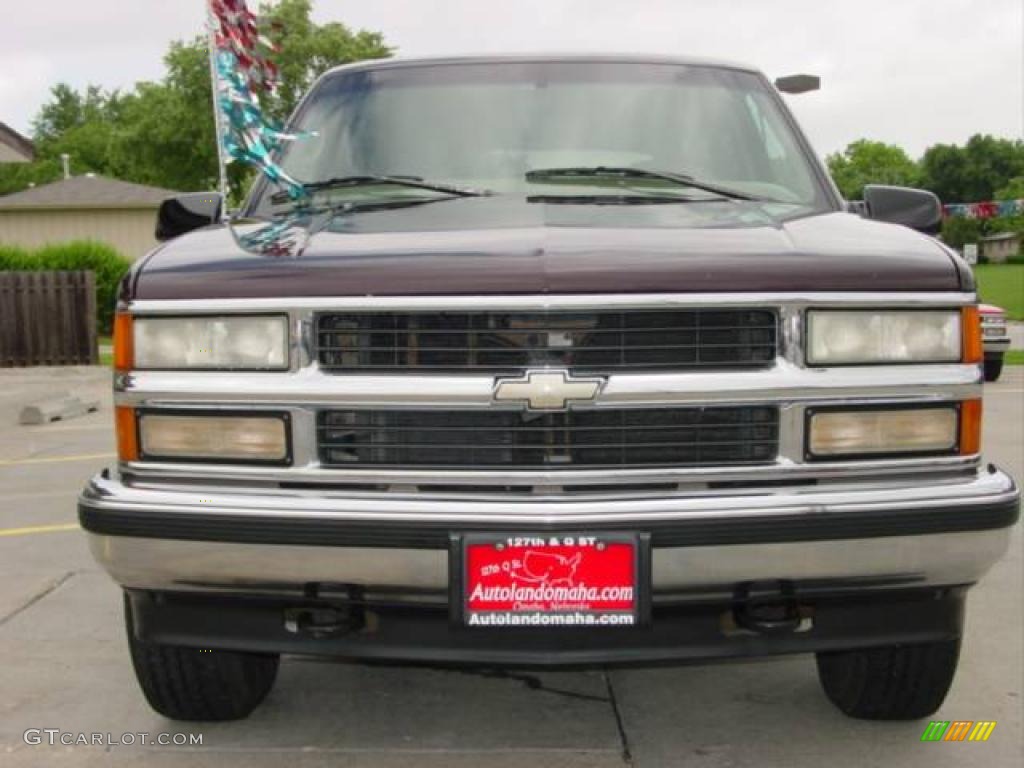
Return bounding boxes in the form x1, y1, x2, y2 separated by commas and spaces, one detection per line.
323, 195, 466, 214
525, 166, 763, 201
527, 194, 711, 205
270, 175, 490, 204
261, 194, 470, 223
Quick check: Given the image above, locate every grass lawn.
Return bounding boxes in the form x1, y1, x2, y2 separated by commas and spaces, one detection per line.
98, 336, 112, 366
973, 264, 1024, 319
1006, 350, 1024, 366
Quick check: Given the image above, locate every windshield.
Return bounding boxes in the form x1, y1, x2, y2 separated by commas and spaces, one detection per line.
255, 60, 831, 213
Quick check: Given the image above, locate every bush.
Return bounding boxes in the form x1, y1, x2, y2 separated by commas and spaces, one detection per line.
939, 216, 983, 250
0, 241, 131, 334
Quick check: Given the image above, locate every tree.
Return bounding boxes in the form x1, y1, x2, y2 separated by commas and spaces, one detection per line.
24, 84, 128, 180
920, 134, 1024, 203
113, 40, 225, 193
0, 84, 126, 195
0, 157, 65, 197
994, 176, 1024, 200
33, 84, 125, 147
939, 216, 983, 250
261, 0, 392, 120
825, 140, 920, 200
0, 1, 391, 199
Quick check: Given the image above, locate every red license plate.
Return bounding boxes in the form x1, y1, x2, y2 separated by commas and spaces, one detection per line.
460, 534, 640, 628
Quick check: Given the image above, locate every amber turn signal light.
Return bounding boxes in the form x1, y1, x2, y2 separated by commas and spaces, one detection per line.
115, 406, 139, 462
961, 306, 982, 364
959, 399, 982, 456
113, 313, 134, 372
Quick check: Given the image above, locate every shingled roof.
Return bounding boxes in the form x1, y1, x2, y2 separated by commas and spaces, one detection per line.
0, 122, 34, 161
0, 175, 179, 210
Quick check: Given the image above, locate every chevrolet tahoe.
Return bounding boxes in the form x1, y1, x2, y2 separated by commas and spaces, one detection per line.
79, 55, 1021, 723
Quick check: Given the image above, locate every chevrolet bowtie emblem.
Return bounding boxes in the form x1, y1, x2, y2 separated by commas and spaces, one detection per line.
493, 370, 605, 411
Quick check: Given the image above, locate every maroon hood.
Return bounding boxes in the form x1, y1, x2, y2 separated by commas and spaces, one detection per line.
129, 198, 967, 300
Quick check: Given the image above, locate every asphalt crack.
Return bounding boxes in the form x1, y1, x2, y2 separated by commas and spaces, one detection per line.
453, 667, 635, 762
0, 570, 76, 627
454, 667, 611, 703
603, 671, 634, 766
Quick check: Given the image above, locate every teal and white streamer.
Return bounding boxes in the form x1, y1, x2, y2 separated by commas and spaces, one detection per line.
216, 49, 306, 199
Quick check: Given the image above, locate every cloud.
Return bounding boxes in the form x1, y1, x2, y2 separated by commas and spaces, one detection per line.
1, 0, 1020, 157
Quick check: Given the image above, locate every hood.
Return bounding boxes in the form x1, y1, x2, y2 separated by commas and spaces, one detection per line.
129, 197, 965, 300
979, 304, 1005, 315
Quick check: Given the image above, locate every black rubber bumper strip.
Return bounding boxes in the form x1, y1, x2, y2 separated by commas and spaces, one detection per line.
79, 495, 1020, 550
125, 587, 967, 667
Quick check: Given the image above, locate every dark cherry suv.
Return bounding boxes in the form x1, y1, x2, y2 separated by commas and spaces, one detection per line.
80, 55, 1019, 722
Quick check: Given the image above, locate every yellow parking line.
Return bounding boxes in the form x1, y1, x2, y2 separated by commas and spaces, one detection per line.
0, 453, 114, 467
0, 523, 79, 538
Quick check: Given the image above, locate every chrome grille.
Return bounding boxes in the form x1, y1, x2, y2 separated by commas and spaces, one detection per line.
317, 309, 777, 372
318, 406, 779, 469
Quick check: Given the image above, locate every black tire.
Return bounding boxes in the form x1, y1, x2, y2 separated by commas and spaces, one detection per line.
984, 357, 1004, 382
124, 594, 279, 721
816, 639, 960, 720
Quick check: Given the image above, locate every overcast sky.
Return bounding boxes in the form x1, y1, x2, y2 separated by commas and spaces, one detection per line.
1, 0, 1021, 159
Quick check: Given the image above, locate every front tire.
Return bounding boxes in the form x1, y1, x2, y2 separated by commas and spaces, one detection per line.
124, 594, 279, 721
816, 639, 960, 720
984, 357, 1004, 382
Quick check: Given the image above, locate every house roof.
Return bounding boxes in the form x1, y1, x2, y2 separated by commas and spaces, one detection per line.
0, 174, 179, 211
0, 122, 35, 161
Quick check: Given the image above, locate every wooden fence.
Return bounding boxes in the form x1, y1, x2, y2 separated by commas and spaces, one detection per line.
0, 271, 98, 367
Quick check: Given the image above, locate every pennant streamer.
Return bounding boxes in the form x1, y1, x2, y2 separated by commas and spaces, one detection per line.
208, 0, 307, 199
942, 198, 1024, 219
235, 208, 334, 258
237, 217, 312, 257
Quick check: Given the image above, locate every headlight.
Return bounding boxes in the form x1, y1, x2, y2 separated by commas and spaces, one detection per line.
138, 412, 290, 463
133, 315, 289, 370
806, 310, 961, 365
807, 406, 958, 458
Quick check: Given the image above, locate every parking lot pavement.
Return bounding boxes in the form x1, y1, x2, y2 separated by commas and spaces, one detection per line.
1007, 322, 1023, 349
0, 366, 1020, 768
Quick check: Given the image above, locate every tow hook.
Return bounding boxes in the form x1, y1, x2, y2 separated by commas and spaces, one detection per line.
732, 580, 806, 634
284, 606, 362, 638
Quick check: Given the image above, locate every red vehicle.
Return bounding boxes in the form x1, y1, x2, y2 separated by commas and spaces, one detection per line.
980, 304, 1010, 381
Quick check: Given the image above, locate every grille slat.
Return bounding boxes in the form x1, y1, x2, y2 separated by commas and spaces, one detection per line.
319, 324, 770, 335
316, 422, 773, 433
317, 344, 770, 354
313, 361, 771, 370
318, 406, 779, 469
317, 309, 777, 373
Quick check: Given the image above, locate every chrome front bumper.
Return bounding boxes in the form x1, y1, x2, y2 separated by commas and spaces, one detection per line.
81, 467, 1019, 601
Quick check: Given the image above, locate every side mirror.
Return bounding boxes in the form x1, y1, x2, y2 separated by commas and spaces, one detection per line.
860, 185, 942, 235
774, 74, 821, 94
156, 192, 223, 241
